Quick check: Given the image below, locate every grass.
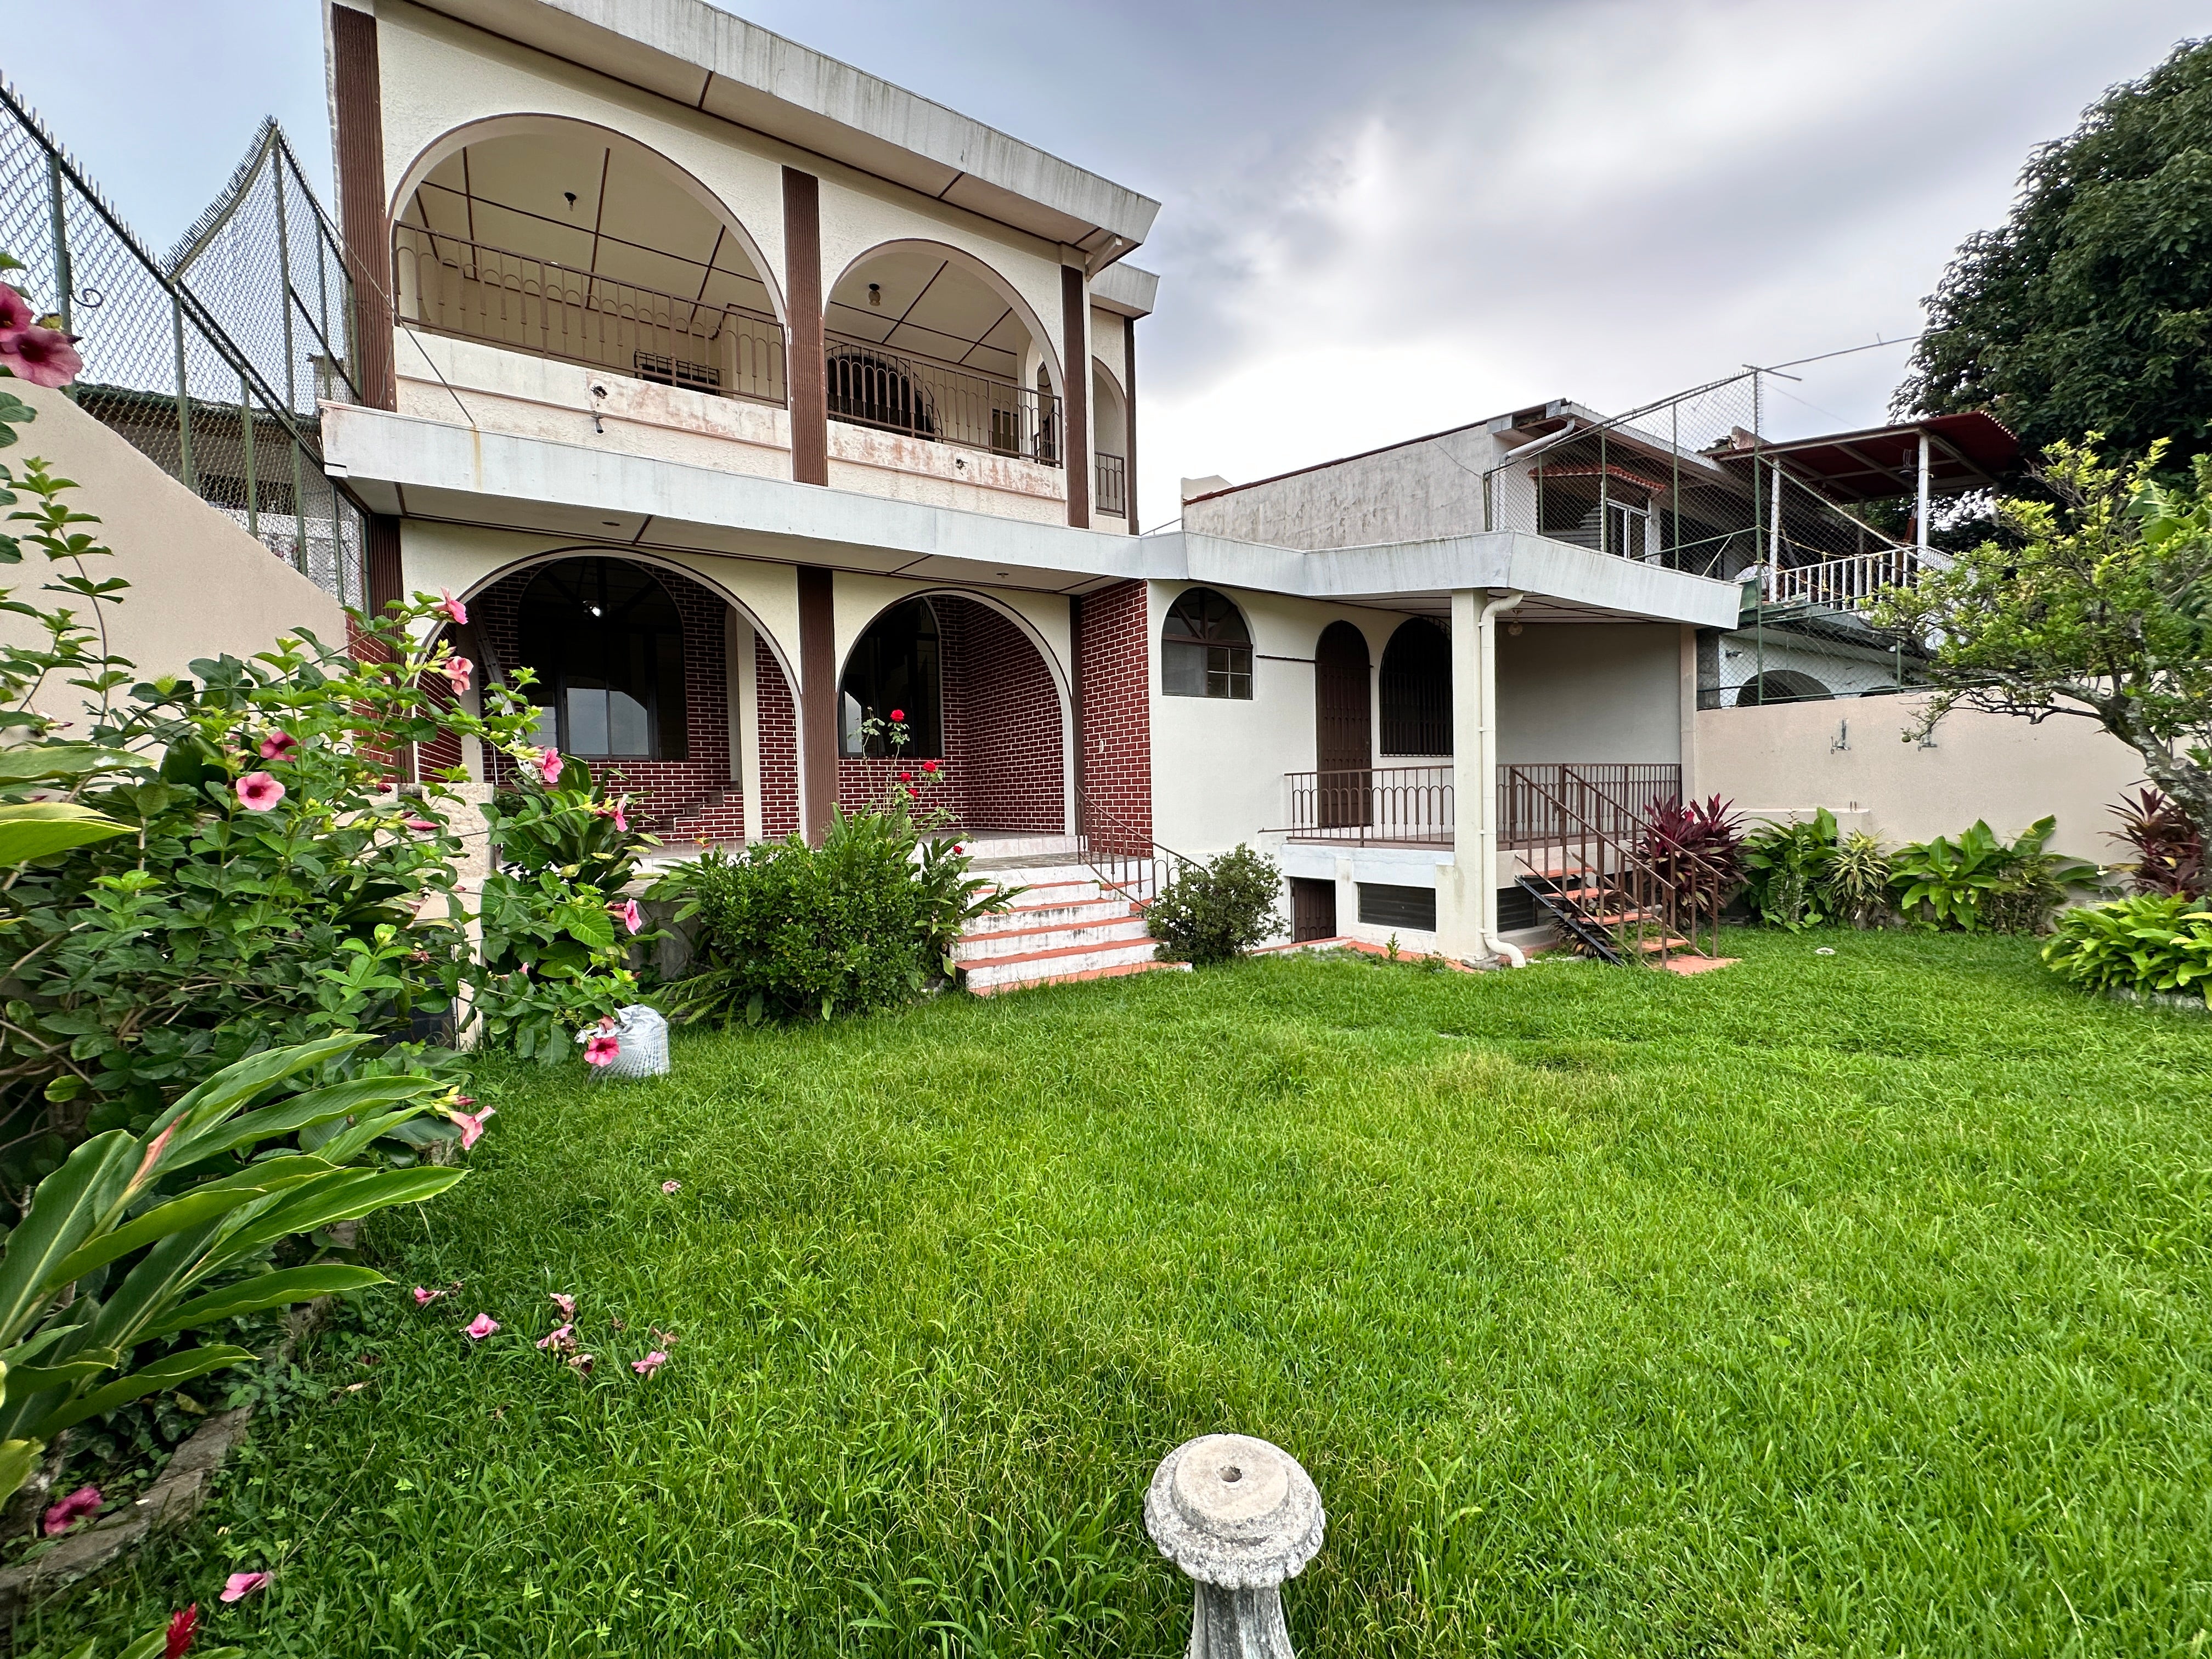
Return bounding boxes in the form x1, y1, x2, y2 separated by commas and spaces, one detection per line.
28, 929, 2212, 1656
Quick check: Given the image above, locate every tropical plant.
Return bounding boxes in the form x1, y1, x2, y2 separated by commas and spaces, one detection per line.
1889, 817, 2099, 934
1635, 795, 1747, 917
61, 1604, 239, 1659
0, 1036, 465, 1513
1822, 830, 1894, 929
2107, 787, 2204, 897
1146, 845, 1282, 966
1742, 810, 1838, 930
2041, 893, 2212, 1005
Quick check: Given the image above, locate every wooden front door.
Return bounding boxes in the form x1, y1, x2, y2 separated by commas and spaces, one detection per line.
1314, 621, 1373, 827
1290, 877, 1336, 942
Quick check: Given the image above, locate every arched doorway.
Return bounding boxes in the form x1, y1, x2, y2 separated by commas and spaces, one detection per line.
1379, 618, 1451, 756
1315, 621, 1373, 829
1736, 669, 1831, 706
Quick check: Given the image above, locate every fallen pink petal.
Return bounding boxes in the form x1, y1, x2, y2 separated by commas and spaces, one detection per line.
631, 1351, 669, 1378
412, 1285, 444, 1307
662, 1180, 680, 1194
40, 1485, 101, 1537
535, 1323, 577, 1353
568, 1353, 594, 1375
235, 771, 285, 811
219, 1571, 270, 1604
464, 1313, 500, 1341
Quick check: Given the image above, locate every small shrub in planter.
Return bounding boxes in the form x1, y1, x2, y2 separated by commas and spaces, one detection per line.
1147, 845, 1283, 966
2041, 893, 2212, 1006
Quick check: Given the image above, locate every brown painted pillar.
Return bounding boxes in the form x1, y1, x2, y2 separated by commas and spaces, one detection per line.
1122, 315, 1138, 533
365, 512, 404, 615
330, 5, 397, 411
783, 168, 827, 486
797, 565, 837, 842
1060, 264, 1090, 528
1068, 592, 1086, 834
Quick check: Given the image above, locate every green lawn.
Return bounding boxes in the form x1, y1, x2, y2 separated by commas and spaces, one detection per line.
31, 931, 2212, 1657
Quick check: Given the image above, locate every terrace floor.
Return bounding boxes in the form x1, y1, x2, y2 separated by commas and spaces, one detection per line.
38, 930, 2212, 1656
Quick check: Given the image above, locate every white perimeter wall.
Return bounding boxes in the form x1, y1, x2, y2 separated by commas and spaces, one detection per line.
1695, 698, 2148, 864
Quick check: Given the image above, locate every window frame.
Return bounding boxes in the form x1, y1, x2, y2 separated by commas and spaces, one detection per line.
1161, 586, 1254, 701
515, 556, 689, 761
839, 597, 946, 759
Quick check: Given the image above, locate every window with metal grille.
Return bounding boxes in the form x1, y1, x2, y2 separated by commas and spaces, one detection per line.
1357, 882, 1436, 930
1161, 587, 1252, 699
1379, 618, 1451, 754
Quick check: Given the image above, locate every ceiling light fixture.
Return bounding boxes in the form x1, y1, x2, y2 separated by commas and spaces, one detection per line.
564, 191, 578, 212
867, 283, 882, 308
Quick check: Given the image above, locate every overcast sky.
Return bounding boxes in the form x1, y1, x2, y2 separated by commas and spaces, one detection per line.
10, 1, 2204, 526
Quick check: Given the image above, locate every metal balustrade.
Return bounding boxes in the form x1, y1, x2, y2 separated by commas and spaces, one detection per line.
1273, 762, 1683, 847
393, 228, 787, 405
1763, 546, 1921, 611
1274, 766, 1454, 845
825, 331, 1062, 466
1096, 451, 1127, 517
1497, 763, 1681, 847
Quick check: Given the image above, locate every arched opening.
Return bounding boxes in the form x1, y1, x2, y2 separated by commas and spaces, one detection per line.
836, 592, 1068, 834
1092, 363, 1128, 519
1736, 669, 1831, 706
1160, 588, 1252, 700
1379, 619, 1452, 755
826, 245, 1060, 465
1314, 622, 1373, 829
393, 119, 786, 403
516, 557, 688, 759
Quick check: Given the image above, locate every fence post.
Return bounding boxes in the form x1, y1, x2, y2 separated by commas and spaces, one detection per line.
274, 162, 298, 414
171, 297, 196, 490
239, 370, 257, 540
1144, 1434, 1324, 1659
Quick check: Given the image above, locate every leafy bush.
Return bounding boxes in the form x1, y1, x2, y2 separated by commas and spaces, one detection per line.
2108, 787, 2204, 897
1890, 817, 2099, 934
1824, 830, 1894, 928
1146, 845, 1282, 966
2041, 894, 2212, 1004
1742, 810, 1838, 929
1635, 795, 1746, 916
657, 809, 1000, 1022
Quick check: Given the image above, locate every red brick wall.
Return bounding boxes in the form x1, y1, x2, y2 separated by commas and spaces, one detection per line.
756, 636, 799, 839
1076, 580, 1152, 852
834, 595, 1065, 833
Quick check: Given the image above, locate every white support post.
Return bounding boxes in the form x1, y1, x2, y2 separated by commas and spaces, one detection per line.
1438, 588, 1525, 966
1769, 463, 1783, 579
1916, 430, 1932, 552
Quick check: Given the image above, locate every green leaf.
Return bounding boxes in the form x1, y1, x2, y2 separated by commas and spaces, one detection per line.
36, 1344, 255, 1436
0, 802, 133, 864
166, 1074, 443, 1170
0, 745, 138, 785
145, 1033, 375, 1146
143, 1263, 386, 1341
0, 1131, 137, 1348
41, 1156, 333, 1291
212, 1164, 466, 1266
0, 1437, 43, 1510
1, 1349, 123, 1402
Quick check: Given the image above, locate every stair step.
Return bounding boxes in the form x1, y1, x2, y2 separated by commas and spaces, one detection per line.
953, 917, 1152, 961
959, 936, 1161, 990
966, 897, 1133, 934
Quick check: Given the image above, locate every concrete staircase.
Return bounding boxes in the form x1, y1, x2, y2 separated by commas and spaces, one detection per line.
953, 835, 1184, 996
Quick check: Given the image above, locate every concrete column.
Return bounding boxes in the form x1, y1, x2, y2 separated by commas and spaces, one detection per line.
729, 611, 764, 843
1436, 588, 1522, 964
782, 168, 827, 487
1678, 623, 1700, 802
1060, 264, 1090, 527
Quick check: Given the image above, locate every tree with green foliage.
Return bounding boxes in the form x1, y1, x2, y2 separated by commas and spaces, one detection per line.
1873, 441, 2212, 848
1896, 38, 2212, 460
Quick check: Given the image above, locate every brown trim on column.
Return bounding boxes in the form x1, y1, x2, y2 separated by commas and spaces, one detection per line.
1060, 264, 1090, 528
366, 512, 403, 616
1068, 592, 1086, 828
796, 565, 837, 841
782, 168, 827, 486
1122, 315, 1138, 533
331, 5, 397, 411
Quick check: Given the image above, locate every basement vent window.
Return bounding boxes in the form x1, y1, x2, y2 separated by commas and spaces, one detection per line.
633, 351, 721, 394
1357, 882, 1437, 931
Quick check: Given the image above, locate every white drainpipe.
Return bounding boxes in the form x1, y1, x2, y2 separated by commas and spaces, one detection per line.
1475, 590, 1526, 968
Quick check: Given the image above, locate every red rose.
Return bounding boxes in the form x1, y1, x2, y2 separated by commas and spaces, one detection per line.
889, 708, 904, 721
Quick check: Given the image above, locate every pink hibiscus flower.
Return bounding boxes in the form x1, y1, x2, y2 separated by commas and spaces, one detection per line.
258, 729, 298, 762
447, 1102, 496, 1150
235, 771, 285, 811
0, 324, 82, 389
464, 1313, 500, 1341
438, 587, 468, 625
41, 1485, 101, 1537
442, 656, 473, 694
219, 1571, 270, 1603
550, 1293, 576, 1318
583, 1031, 621, 1068
539, 749, 564, 786
631, 1351, 669, 1379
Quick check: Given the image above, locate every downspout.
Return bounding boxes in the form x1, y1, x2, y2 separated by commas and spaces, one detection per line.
1476, 590, 1526, 967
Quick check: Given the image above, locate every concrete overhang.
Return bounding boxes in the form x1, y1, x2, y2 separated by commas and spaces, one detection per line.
394, 0, 1160, 268
1090, 262, 1158, 320
324, 404, 1742, 628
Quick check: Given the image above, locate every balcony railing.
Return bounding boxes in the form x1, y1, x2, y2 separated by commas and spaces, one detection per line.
825, 332, 1062, 466
393, 228, 787, 404
1274, 762, 1684, 847
1096, 452, 1127, 517
1763, 546, 1918, 612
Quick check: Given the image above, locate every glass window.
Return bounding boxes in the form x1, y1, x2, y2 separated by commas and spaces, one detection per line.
1161, 587, 1252, 699
840, 599, 944, 757
516, 558, 687, 759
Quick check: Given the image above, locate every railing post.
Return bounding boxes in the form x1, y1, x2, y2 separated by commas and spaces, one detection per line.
1145, 1434, 1325, 1659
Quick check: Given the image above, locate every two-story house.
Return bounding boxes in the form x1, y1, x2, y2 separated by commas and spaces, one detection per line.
320, 0, 1745, 980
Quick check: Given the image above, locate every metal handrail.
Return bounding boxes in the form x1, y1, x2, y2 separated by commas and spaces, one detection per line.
393, 227, 788, 404
1499, 763, 1680, 847
1074, 786, 1198, 909
1510, 771, 1728, 964
825, 330, 1062, 466
1273, 766, 1453, 844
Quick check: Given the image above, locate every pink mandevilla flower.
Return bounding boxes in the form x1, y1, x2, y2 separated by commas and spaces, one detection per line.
464, 1313, 500, 1341
448, 1103, 496, 1150
412, 1285, 444, 1307
40, 1485, 101, 1537
662, 1180, 681, 1194
583, 1031, 621, 1068
442, 656, 473, 694
438, 587, 468, 625
612, 802, 629, 833
235, 772, 285, 811
631, 1351, 670, 1378
219, 1571, 270, 1604
0, 324, 83, 389
0, 286, 30, 334
619, 898, 643, 935
550, 1293, 577, 1318
539, 749, 564, 786
535, 1323, 577, 1353
405, 817, 439, 833
258, 729, 298, 762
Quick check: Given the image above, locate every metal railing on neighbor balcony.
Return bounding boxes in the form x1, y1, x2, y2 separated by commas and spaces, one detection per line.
1096, 452, 1127, 517
826, 332, 1062, 466
1275, 766, 1454, 845
1763, 546, 1920, 612
393, 227, 788, 405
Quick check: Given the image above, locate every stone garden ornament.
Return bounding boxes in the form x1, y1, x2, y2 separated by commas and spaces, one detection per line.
1144, 1433, 1326, 1658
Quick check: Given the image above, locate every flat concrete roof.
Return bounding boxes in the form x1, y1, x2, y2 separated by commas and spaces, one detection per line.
324, 403, 1743, 628
396, 0, 1161, 267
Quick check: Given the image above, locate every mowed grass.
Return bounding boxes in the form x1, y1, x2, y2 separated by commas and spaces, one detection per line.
30, 930, 2212, 1657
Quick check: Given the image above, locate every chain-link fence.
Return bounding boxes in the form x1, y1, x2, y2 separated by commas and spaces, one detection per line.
0, 82, 364, 607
